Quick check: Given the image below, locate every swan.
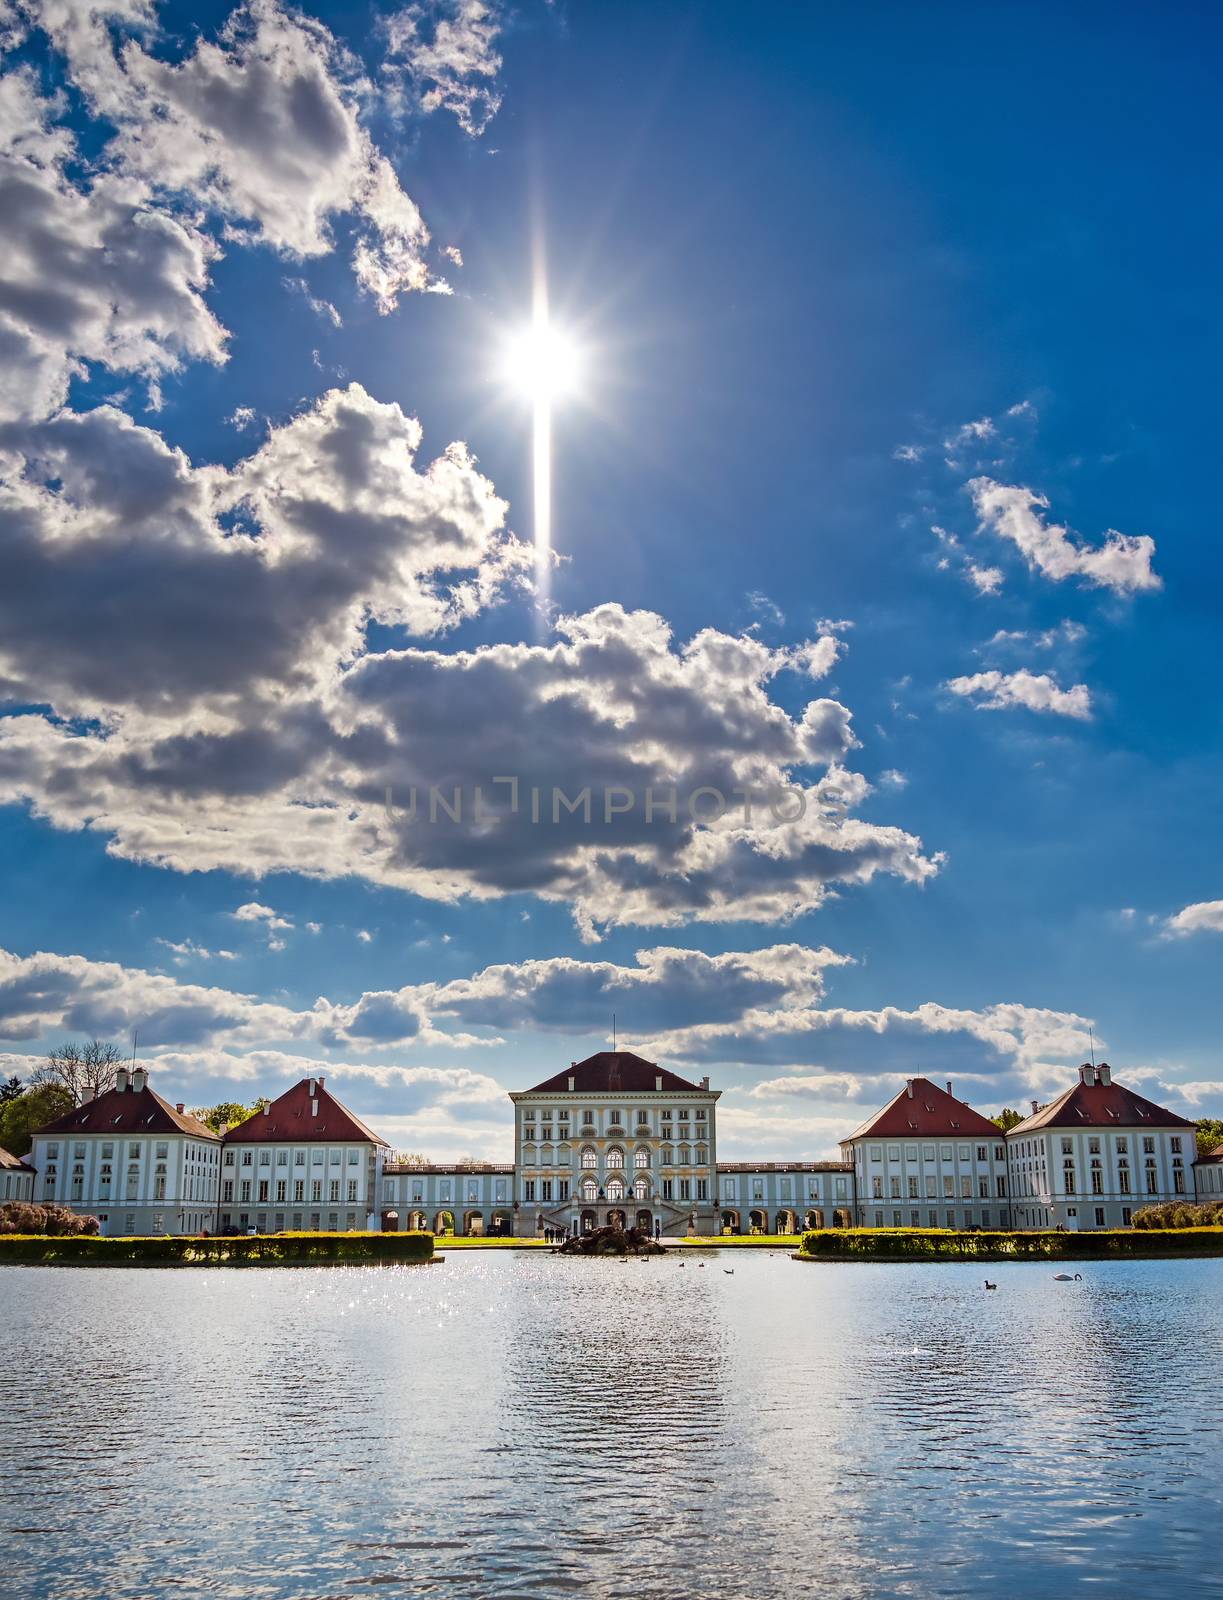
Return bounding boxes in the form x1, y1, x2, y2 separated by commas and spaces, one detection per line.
1052, 1272, 1083, 1281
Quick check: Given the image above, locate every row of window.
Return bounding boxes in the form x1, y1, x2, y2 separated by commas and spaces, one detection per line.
520, 1144, 710, 1168
522, 1107, 707, 1128
866, 1143, 1006, 1164
871, 1174, 1007, 1200
222, 1178, 361, 1203
872, 1209, 1013, 1229
223, 1148, 362, 1167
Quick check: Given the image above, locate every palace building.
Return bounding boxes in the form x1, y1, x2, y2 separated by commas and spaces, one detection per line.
11, 1051, 1213, 1237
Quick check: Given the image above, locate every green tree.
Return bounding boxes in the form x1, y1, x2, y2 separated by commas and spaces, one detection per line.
991, 1107, 1024, 1132
191, 1097, 271, 1134
1196, 1117, 1223, 1158
0, 1074, 22, 1106
0, 1083, 73, 1157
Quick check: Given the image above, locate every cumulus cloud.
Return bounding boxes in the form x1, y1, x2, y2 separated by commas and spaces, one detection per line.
0, 383, 524, 715
0, 600, 935, 937
970, 478, 1161, 595
0, 64, 226, 423
384, 0, 503, 136
945, 668, 1092, 720
1160, 901, 1223, 939
19, 0, 441, 311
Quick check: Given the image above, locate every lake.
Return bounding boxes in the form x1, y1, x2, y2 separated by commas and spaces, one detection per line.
3, 1251, 1221, 1598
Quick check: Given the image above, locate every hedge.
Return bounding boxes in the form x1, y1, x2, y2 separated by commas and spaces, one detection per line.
796, 1226, 1223, 1261
0, 1230, 435, 1267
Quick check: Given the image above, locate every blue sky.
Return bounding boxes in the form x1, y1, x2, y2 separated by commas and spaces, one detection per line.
1, 0, 1220, 1158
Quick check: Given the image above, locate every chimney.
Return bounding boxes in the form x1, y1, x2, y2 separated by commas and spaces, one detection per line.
116, 1067, 129, 1093
81, 1085, 95, 1103
1031, 1099, 1039, 1115
655, 1075, 662, 1091
568, 1075, 575, 1092
905, 1080, 914, 1099
1098, 1063, 1111, 1086
308, 1078, 317, 1096
176, 1103, 184, 1114
316, 1075, 325, 1089
701, 1076, 710, 1091
263, 1103, 270, 1115
946, 1081, 953, 1097
1079, 1063, 1094, 1086
131, 1067, 147, 1093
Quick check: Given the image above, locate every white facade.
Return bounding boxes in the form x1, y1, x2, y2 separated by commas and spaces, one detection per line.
511, 1059, 721, 1237
716, 1164, 852, 1233
0, 1146, 36, 1204
1195, 1148, 1223, 1197
27, 1068, 220, 1236
1007, 1065, 1193, 1230
217, 1139, 382, 1233
379, 1164, 515, 1234
843, 1134, 1012, 1231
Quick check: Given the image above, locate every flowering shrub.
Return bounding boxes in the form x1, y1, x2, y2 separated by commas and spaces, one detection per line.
0, 1202, 99, 1236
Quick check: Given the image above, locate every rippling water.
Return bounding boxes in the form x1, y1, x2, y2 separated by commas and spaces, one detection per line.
3, 1252, 1222, 1598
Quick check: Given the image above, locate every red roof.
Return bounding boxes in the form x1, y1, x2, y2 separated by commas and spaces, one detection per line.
0, 1144, 36, 1174
523, 1050, 710, 1096
1008, 1072, 1195, 1134
36, 1082, 218, 1141
383, 1162, 515, 1175
1193, 1143, 1223, 1165
223, 1077, 387, 1146
845, 1077, 1002, 1141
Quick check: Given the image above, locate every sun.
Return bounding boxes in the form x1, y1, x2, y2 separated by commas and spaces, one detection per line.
501, 322, 582, 403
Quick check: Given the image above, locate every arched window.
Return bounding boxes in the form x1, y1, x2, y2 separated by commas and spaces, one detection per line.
580, 1178, 597, 1202
660, 1145, 673, 1167
679, 1145, 691, 1166
695, 1145, 707, 1165
606, 1146, 625, 1170
557, 1143, 571, 1166
634, 1147, 651, 1169
606, 1177, 625, 1201
633, 1176, 649, 1200
580, 1146, 598, 1170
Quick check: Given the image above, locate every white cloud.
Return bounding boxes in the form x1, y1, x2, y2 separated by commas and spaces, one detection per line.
1161, 901, 1223, 939
0, 64, 227, 423
944, 415, 996, 452
23, 0, 443, 312
384, 0, 503, 137
965, 560, 1004, 595
0, 383, 524, 716
0, 604, 935, 938
970, 478, 1161, 595
155, 938, 237, 964
356, 928, 373, 943
893, 444, 923, 463
945, 668, 1092, 720
982, 621, 1086, 652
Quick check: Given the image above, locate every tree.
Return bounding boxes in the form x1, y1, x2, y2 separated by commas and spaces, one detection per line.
395, 1152, 431, 1170
190, 1097, 271, 1134
1196, 1117, 1223, 1158
0, 1082, 73, 1157
991, 1108, 1024, 1132
34, 1039, 124, 1105
0, 1074, 22, 1106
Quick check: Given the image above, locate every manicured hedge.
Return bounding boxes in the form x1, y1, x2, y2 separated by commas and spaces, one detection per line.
0, 1230, 435, 1266
797, 1226, 1223, 1261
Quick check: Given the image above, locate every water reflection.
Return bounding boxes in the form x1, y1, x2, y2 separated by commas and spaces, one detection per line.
2, 1254, 1222, 1598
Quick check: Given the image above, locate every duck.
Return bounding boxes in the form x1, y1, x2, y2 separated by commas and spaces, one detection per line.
723, 1268, 735, 1276
983, 1280, 997, 1290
